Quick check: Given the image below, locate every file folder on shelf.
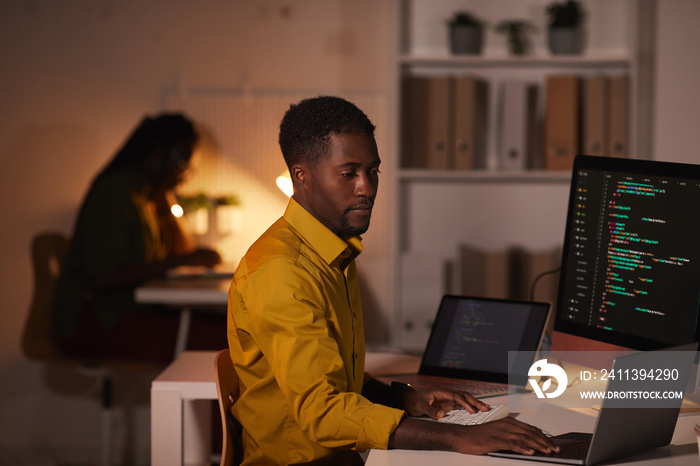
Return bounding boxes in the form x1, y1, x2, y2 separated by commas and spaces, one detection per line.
498, 80, 539, 171
401, 75, 450, 169
509, 246, 561, 305
453, 76, 488, 170
460, 244, 509, 300
582, 75, 609, 157
543, 75, 580, 170
608, 75, 629, 158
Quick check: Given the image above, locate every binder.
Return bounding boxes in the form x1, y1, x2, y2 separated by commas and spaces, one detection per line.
460, 244, 509, 299
498, 80, 539, 171
543, 75, 580, 170
400, 75, 450, 169
582, 75, 609, 157
608, 75, 629, 158
452, 76, 488, 170
399, 253, 448, 350
509, 246, 561, 304
525, 84, 542, 169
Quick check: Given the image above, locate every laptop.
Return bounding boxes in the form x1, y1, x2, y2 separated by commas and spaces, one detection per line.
488, 342, 699, 465
380, 295, 551, 398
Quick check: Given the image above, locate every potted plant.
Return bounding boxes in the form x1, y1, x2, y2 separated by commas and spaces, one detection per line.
213, 194, 242, 235
446, 11, 485, 55
177, 192, 213, 235
546, 0, 584, 55
495, 20, 537, 56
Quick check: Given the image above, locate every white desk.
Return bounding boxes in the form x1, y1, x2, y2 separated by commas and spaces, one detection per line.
150, 350, 422, 466
135, 277, 231, 306
366, 396, 700, 465
151, 350, 219, 466
151, 350, 700, 466
152, 350, 700, 465
135, 277, 230, 357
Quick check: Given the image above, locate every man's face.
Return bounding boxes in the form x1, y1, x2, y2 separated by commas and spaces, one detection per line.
302, 132, 380, 237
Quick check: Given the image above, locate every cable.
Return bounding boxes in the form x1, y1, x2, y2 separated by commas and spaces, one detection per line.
529, 266, 561, 302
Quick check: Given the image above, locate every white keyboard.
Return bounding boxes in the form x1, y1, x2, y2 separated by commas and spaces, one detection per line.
428, 404, 508, 425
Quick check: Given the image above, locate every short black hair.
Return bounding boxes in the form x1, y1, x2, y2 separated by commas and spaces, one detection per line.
278, 96, 376, 169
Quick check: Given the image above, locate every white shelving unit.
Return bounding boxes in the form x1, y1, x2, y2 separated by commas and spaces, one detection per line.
391, 0, 653, 351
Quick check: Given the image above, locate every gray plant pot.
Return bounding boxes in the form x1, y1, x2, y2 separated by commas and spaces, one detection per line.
449, 25, 483, 55
548, 27, 583, 55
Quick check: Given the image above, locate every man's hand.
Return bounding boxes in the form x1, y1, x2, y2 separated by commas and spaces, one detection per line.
456, 417, 559, 456
401, 386, 489, 419
390, 385, 559, 456
389, 416, 559, 456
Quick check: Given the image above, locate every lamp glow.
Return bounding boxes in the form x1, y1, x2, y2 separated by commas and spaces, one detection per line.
276, 171, 293, 197
171, 203, 184, 218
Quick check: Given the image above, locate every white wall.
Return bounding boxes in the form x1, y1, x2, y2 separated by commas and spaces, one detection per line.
653, 0, 700, 164
0, 1, 395, 463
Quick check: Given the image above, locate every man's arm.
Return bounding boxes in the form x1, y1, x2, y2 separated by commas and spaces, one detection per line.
389, 416, 559, 456
363, 378, 558, 456
362, 378, 488, 417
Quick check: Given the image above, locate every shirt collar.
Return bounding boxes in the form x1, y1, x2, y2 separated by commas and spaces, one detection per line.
284, 197, 363, 267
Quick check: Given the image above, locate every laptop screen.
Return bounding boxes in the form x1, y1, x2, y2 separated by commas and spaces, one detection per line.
419, 295, 551, 384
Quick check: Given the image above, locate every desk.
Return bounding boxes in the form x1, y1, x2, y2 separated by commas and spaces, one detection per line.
135, 277, 230, 306
135, 277, 230, 357
150, 350, 422, 466
366, 396, 700, 465
151, 350, 218, 466
151, 350, 700, 466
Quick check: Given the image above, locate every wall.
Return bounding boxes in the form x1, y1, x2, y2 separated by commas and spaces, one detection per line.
654, 0, 700, 164
0, 1, 395, 463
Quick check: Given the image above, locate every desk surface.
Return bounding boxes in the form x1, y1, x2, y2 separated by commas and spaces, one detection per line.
151, 350, 218, 399
135, 276, 231, 307
366, 397, 700, 465
152, 351, 700, 465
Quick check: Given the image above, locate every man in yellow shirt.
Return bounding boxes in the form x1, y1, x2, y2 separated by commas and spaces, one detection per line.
227, 96, 558, 465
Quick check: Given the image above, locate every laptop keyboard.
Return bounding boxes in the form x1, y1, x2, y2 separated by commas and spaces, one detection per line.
419, 404, 508, 425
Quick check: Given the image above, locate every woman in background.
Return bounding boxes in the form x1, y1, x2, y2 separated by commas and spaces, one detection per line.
52, 113, 225, 363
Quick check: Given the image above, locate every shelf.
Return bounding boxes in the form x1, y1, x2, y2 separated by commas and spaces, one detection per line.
399, 53, 632, 70
390, 0, 647, 351
398, 169, 572, 183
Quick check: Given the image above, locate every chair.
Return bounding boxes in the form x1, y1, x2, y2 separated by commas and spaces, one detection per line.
22, 231, 158, 466
22, 231, 70, 361
23, 232, 116, 465
214, 349, 243, 466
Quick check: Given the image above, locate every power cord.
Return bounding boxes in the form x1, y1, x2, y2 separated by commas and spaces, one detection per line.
529, 266, 561, 302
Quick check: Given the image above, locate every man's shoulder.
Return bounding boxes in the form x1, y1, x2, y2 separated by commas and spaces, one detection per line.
240, 217, 304, 272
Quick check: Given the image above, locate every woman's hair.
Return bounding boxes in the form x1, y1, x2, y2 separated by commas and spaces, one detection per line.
278, 96, 375, 169
100, 113, 198, 176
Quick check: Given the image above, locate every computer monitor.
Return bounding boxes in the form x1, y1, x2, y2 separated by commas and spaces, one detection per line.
553, 155, 700, 352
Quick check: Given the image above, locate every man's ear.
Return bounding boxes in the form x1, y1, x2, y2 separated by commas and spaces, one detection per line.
291, 163, 306, 185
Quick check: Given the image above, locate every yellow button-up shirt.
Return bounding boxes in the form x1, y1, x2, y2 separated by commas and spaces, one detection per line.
228, 198, 404, 465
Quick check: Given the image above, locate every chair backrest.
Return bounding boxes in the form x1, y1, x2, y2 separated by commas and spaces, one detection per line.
214, 349, 242, 466
22, 231, 70, 361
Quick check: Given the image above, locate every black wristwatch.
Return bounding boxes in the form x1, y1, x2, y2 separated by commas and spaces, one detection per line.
390, 381, 415, 409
